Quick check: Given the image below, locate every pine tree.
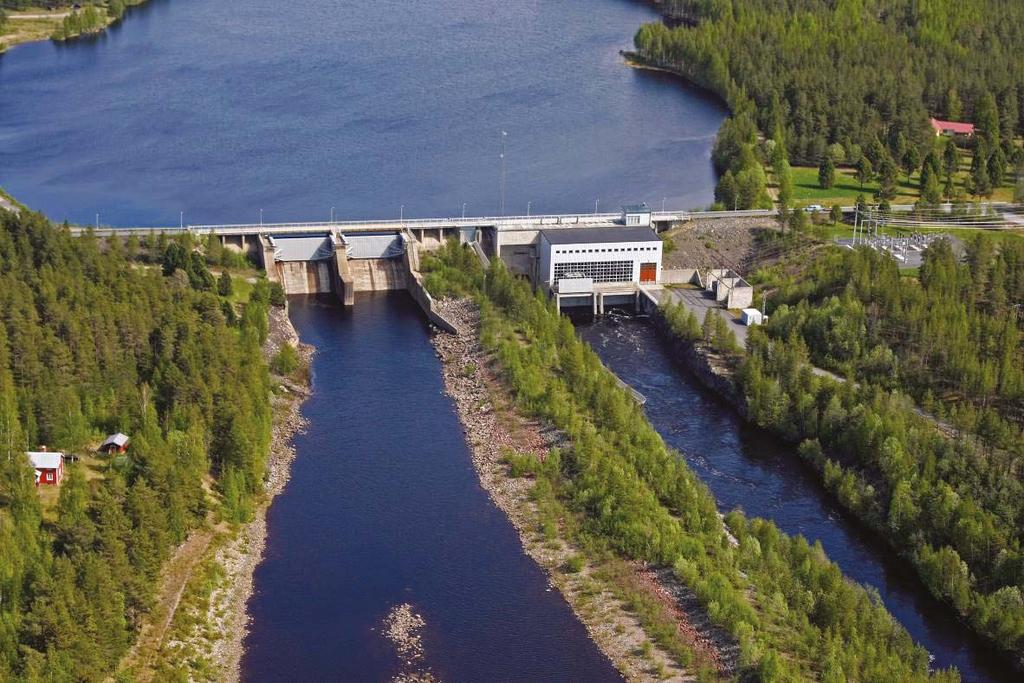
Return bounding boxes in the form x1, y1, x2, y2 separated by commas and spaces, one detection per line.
818, 156, 835, 189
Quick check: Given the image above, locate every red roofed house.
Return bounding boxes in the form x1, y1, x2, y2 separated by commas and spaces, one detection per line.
27, 449, 64, 486
930, 117, 975, 137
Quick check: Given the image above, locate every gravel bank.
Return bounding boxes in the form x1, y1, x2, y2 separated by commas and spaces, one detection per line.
430, 298, 731, 682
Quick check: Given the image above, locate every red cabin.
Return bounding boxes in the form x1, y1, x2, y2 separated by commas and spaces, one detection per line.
930, 117, 975, 137
27, 450, 64, 486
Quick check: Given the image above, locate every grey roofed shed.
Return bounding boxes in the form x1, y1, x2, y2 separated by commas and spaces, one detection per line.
100, 433, 130, 450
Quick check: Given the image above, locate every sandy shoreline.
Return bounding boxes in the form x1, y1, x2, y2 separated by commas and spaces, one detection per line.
429, 298, 733, 682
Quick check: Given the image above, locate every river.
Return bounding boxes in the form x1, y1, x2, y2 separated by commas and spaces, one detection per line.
576, 313, 1014, 683
243, 294, 622, 681
0, 0, 725, 226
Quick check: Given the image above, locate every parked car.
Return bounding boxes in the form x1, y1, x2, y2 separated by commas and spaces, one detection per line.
804, 204, 825, 213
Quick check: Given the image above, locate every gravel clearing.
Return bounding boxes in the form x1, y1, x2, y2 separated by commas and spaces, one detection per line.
663, 217, 780, 273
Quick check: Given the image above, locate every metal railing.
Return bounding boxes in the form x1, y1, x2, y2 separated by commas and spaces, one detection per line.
69, 201, 1021, 236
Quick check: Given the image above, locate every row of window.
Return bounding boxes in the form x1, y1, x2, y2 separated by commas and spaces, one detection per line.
552, 245, 658, 255
554, 261, 634, 283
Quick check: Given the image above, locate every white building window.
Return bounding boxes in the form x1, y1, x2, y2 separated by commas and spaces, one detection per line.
554, 260, 633, 283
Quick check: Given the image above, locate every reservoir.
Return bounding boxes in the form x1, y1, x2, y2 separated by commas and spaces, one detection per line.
577, 314, 1014, 683
0, 0, 725, 226
243, 294, 622, 681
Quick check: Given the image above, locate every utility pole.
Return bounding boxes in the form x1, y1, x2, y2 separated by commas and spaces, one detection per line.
527, 201, 531, 217
594, 198, 600, 215
180, 211, 184, 230
500, 130, 507, 216
853, 203, 859, 244
95, 213, 99, 229
662, 197, 666, 212
462, 202, 466, 219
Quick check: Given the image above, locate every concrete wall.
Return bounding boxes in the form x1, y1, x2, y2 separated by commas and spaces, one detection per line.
705, 269, 753, 310
275, 260, 333, 294
661, 268, 700, 285
348, 259, 408, 292
499, 244, 536, 279
331, 243, 355, 306
726, 285, 753, 310
403, 242, 460, 333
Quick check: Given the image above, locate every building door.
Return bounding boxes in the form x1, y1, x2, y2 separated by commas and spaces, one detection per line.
639, 263, 657, 283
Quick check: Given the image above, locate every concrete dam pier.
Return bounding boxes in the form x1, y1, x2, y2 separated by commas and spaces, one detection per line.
247, 228, 460, 332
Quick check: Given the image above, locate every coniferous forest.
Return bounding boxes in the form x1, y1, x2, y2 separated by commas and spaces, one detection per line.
634, 0, 1024, 206
733, 237, 1024, 662
0, 211, 271, 680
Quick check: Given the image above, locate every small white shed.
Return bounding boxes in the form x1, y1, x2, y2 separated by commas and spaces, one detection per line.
741, 308, 763, 326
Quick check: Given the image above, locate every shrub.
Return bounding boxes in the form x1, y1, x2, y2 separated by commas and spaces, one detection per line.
271, 344, 299, 376
269, 281, 287, 306
564, 554, 586, 573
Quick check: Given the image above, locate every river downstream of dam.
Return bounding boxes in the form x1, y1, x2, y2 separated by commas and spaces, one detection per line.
576, 313, 1014, 683
242, 294, 622, 681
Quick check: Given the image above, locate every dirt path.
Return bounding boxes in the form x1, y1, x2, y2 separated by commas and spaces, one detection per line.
113, 522, 218, 681
9, 12, 71, 19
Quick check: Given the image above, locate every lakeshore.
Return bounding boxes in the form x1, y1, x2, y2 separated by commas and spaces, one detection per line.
1, 2, 148, 53
429, 298, 736, 681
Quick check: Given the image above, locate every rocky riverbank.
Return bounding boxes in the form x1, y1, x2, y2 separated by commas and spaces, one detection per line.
157, 302, 313, 682
430, 298, 734, 682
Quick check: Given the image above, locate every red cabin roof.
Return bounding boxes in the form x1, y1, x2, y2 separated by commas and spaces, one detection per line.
930, 117, 975, 136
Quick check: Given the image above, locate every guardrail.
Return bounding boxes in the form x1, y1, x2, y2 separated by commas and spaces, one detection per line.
68, 201, 1020, 236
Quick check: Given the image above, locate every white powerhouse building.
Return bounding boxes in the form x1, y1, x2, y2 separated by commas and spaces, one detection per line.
538, 227, 662, 312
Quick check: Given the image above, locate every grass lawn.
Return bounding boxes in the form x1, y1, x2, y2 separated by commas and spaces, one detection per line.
792, 144, 1020, 208
38, 453, 109, 522
210, 266, 260, 306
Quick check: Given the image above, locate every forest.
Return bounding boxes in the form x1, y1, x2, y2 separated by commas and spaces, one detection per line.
731, 238, 1024, 662
423, 241, 957, 682
0, 211, 272, 681
634, 0, 1024, 207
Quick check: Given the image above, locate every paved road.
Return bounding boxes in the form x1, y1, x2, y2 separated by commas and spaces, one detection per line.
652, 286, 844, 382
653, 286, 751, 347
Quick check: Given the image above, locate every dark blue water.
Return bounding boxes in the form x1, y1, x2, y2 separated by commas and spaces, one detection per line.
577, 315, 1014, 683
242, 294, 621, 681
0, 0, 725, 226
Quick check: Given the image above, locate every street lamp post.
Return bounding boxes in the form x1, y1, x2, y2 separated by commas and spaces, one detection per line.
95, 213, 99, 229
662, 197, 666, 212
180, 211, 184, 230
527, 201, 531, 217
500, 131, 507, 216
462, 202, 466, 219
594, 198, 599, 215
